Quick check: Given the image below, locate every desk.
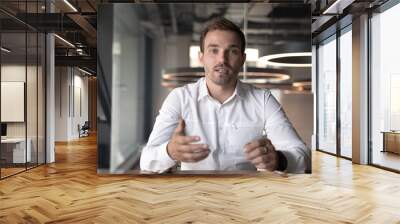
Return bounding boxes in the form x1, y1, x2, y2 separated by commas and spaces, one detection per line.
381, 131, 400, 154
1, 138, 31, 163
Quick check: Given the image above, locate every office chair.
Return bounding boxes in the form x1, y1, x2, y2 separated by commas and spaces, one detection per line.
79, 121, 90, 138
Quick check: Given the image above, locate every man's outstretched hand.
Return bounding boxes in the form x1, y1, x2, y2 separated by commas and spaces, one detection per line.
167, 119, 210, 162
244, 138, 279, 171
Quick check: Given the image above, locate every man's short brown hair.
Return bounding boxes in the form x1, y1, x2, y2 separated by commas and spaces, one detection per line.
200, 17, 246, 54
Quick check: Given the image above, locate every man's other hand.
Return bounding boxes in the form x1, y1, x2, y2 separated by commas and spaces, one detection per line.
244, 138, 278, 171
167, 119, 210, 162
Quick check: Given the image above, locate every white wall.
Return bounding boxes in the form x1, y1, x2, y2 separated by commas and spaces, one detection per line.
273, 90, 314, 149
55, 66, 68, 141
151, 35, 192, 124
72, 73, 89, 138
1, 63, 46, 163
1, 66, 26, 133
1, 65, 26, 81
1, 65, 39, 138
55, 67, 89, 141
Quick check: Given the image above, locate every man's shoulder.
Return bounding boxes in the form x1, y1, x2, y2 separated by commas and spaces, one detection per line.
168, 79, 201, 100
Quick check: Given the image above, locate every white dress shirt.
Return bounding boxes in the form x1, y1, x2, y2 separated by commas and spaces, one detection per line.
140, 77, 311, 173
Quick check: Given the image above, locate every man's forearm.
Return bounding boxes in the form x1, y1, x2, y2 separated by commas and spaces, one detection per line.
140, 142, 177, 173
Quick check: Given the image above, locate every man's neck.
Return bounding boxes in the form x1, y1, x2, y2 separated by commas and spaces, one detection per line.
205, 78, 237, 104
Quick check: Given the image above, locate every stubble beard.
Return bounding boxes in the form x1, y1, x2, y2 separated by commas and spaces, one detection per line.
208, 68, 238, 86
212, 73, 232, 86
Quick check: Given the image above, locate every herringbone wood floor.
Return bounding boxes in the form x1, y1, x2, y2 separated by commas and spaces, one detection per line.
1, 135, 400, 223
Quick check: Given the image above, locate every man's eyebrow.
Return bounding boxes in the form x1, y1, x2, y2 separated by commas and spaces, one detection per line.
206, 44, 240, 49
228, 44, 240, 49
206, 44, 219, 48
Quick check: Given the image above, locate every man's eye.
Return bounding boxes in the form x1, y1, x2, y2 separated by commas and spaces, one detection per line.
230, 49, 239, 55
211, 49, 218, 54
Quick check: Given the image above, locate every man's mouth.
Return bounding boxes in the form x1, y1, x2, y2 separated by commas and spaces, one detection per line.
214, 67, 229, 73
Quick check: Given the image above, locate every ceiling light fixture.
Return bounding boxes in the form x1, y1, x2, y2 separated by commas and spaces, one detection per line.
292, 81, 311, 88
292, 81, 311, 91
54, 34, 75, 48
322, 0, 355, 15
283, 89, 313, 95
1, 47, 11, 53
78, 67, 92, 76
161, 67, 290, 89
63, 0, 78, 12
258, 52, 312, 68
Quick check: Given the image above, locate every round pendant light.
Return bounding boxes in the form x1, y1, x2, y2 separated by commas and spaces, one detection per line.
258, 52, 312, 68
161, 67, 290, 89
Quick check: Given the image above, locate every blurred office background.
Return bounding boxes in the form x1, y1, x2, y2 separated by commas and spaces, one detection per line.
97, 3, 312, 172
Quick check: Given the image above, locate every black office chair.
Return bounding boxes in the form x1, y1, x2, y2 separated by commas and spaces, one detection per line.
79, 121, 90, 138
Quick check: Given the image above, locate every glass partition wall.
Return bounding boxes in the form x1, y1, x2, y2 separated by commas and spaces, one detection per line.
339, 26, 352, 159
0, 2, 46, 179
316, 25, 353, 159
317, 35, 337, 155
0, 30, 27, 177
370, 2, 400, 171
316, 0, 400, 172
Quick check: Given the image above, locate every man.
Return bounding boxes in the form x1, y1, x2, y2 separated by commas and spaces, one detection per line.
140, 18, 311, 173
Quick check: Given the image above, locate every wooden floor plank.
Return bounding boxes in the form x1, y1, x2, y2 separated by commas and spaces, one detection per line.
1, 134, 400, 223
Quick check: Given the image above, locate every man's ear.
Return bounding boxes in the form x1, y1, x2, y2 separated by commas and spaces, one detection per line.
198, 51, 204, 65
242, 53, 247, 65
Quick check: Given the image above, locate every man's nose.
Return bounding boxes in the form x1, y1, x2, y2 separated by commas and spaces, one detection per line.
217, 50, 228, 63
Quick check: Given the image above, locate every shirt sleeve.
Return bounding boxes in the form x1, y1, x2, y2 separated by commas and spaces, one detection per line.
264, 91, 311, 173
140, 89, 182, 173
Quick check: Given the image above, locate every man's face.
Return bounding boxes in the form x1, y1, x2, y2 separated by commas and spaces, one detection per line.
199, 30, 246, 86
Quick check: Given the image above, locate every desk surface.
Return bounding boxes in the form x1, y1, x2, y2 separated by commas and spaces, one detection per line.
1, 138, 26, 143
381, 131, 400, 134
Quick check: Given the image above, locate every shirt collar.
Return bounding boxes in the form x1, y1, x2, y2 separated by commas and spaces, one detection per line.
198, 77, 209, 101
197, 77, 245, 102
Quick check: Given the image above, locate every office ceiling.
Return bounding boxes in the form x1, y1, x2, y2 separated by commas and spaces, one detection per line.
0, 0, 388, 83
